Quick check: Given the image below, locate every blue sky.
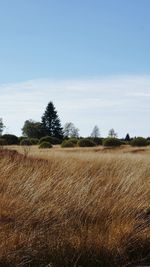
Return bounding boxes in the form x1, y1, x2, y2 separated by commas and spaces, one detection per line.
1, 0, 150, 137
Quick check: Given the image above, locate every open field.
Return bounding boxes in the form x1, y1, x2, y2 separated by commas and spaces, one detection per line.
7, 144, 150, 158
0, 146, 150, 267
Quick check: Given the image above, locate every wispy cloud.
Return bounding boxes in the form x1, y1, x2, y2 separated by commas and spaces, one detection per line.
1, 75, 150, 137
128, 92, 150, 97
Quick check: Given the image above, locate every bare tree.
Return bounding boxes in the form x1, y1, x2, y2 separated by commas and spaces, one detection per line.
91, 125, 100, 138
108, 128, 117, 138
63, 122, 79, 138
0, 118, 5, 136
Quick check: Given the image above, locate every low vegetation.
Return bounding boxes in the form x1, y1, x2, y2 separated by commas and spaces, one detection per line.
61, 139, 75, 147
20, 138, 32, 146
29, 138, 39, 145
39, 141, 52, 149
1, 134, 19, 145
131, 137, 148, 147
78, 138, 96, 147
0, 147, 149, 267
68, 138, 79, 145
39, 136, 61, 145
103, 137, 122, 147
0, 138, 7, 146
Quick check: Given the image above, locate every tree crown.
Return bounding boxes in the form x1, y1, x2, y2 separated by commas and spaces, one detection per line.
41, 102, 63, 139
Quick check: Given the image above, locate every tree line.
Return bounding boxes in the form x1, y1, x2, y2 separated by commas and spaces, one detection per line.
1, 101, 150, 147
0, 101, 126, 140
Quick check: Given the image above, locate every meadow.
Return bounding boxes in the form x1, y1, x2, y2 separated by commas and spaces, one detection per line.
0, 145, 150, 267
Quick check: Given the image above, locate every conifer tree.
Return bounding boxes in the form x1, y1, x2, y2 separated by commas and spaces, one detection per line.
125, 133, 130, 141
41, 102, 63, 139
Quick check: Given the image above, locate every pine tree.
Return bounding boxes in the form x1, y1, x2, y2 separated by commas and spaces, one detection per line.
41, 102, 63, 139
125, 133, 130, 141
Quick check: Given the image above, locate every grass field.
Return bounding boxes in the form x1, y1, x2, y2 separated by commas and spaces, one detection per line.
0, 146, 150, 267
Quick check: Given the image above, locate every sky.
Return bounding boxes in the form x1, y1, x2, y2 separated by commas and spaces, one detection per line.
1, 0, 150, 137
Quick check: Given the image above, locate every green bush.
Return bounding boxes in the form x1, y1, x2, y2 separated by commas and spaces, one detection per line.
50, 137, 62, 144
29, 138, 39, 145
131, 137, 148, 147
120, 140, 128, 145
89, 137, 103, 145
61, 140, 75, 148
39, 142, 52, 149
2, 134, 19, 145
20, 139, 32, 146
69, 138, 78, 145
146, 140, 150, 146
39, 136, 61, 145
18, 136, 27, 143
78, 138, 96, 147
103, 138, 122, 147
0, 138, 7, 146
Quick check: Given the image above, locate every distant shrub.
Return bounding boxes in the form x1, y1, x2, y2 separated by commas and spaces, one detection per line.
89, 137, 103, 145
103, 138, 122, 147
39, 136, 61, 145
18, 136, 27, 143
78, 138, 96, 147
20, 139, 32, 146
131, 137, 148, 147
2, 134, 19, 145
61, 140, 75, 148
39, 142, 52, 149
50, 137, 62, 144
120, 140, 128, 145
29, 138, 39, 145
39, 136, 51, 144
0, 138, 7, 146
147, 137, 150, 142
146, 140, 150, 146
69, 138, 78, 145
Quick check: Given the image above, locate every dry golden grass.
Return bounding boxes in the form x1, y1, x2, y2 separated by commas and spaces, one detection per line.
0, 146, 150, 267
